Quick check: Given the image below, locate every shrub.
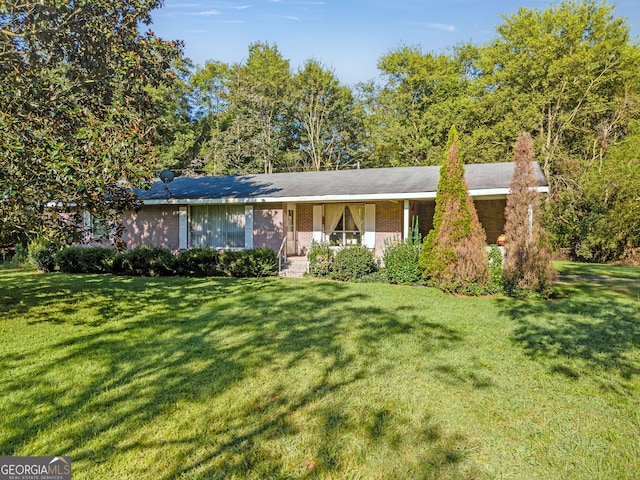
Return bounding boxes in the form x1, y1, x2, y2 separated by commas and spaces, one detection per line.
56, 246, 116, 274
112, 245, 174, 276
486, 244, 504, 294
28, 238, 58, 272
221, 248, 278, 278
383, 238, 422, 285
81, 247, 117, 274
7, 244, 29, 269
55, 246, 84, 273
307, 242, 333, 278
331, 245, 377, 282
173, 248, 221, 277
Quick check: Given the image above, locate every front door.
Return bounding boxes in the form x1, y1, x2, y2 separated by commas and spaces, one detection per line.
286, 204, 297, 255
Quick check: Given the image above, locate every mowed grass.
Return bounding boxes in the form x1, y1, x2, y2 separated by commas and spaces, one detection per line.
0, 263, 638, 479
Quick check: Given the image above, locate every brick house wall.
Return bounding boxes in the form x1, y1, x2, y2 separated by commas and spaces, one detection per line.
122, 205, 181, 250
296, 203, 314, 255
474, 198, 507, 244
373, 201, 403, 256
253, 203, 284, 251
120, 197, 506, 254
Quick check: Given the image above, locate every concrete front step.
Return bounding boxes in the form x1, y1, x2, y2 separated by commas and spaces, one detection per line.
279, 256, 309, 278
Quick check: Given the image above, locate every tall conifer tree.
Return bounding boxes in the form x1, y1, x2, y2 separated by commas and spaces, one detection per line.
503, 132, 557, 294
419, 126, 488, 290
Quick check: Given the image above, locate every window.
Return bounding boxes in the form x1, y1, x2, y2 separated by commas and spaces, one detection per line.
83, 211, 111, 240
190, 205, 245, 248
324, 204, 364, 246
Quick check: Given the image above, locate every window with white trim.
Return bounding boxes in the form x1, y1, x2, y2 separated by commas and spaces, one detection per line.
190, 205, 245, 248
324, 204, 364, 246
83, 211, 111, 240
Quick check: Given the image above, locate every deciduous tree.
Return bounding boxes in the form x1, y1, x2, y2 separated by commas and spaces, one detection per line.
202, 42, 292, 174
290, 60, 364, 171
362, 47, 472, 167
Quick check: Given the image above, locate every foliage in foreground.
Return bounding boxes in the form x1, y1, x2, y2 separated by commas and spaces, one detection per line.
0, 0, 183, 246
0, 263, 638, 479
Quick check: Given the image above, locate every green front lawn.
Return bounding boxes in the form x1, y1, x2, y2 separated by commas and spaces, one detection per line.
0, 264, 639, 479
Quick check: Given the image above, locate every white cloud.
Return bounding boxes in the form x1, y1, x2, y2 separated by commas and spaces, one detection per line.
197, 10, 223, 16
164, 3, 202, 7
423, 23, 455, 32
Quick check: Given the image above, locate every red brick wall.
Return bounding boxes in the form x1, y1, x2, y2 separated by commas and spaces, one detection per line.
121, 197, 507, 254
122, 205, 180, 250
374, 201, 403, 256
253, 204, 284, 251
296, 204, 314, 255
475, 199, 507, 244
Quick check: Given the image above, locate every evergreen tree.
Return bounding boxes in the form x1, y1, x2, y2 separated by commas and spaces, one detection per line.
503, 133, 557, 294
419, 126, 488, 291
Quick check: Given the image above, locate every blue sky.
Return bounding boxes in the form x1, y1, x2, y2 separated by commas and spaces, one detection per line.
150, 0, 640, 86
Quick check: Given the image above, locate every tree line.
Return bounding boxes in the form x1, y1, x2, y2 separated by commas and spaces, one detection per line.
1, 0, 638, 263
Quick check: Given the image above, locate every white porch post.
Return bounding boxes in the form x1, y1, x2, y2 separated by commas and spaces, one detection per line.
178, 207, 188, 249
403, 200, 410, 242
245, 205, 254, 249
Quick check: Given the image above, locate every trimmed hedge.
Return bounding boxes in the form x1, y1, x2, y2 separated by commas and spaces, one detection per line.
52, 245, 278, 278
173, 248, 221, 277
55, 246, 116, 274
111, 246, 174, 277
220, 248, 278, 278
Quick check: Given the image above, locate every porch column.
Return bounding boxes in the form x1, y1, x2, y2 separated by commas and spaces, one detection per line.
403, 200, 410, 242
178, 207, 188, 249
245, 205, 254, 249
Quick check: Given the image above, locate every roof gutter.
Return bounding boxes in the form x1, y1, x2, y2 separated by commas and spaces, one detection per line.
140, 186, 548, 206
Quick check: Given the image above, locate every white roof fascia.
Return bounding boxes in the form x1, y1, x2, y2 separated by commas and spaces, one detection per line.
141, 186, 548, 206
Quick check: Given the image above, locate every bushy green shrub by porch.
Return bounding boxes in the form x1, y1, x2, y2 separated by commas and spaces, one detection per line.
382, 239, 422, 285
219, 248, 278, 278
308, 243, 333, 277
331, 245, 377, 282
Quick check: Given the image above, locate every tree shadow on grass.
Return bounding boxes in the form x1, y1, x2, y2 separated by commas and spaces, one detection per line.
0, 272, 472, 478
497, 274, 640, 388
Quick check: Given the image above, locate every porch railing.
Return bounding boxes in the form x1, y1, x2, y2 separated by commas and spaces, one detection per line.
277, 236, 287, 272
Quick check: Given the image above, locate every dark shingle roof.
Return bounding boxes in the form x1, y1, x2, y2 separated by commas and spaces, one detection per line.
137, 162, 547, 202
